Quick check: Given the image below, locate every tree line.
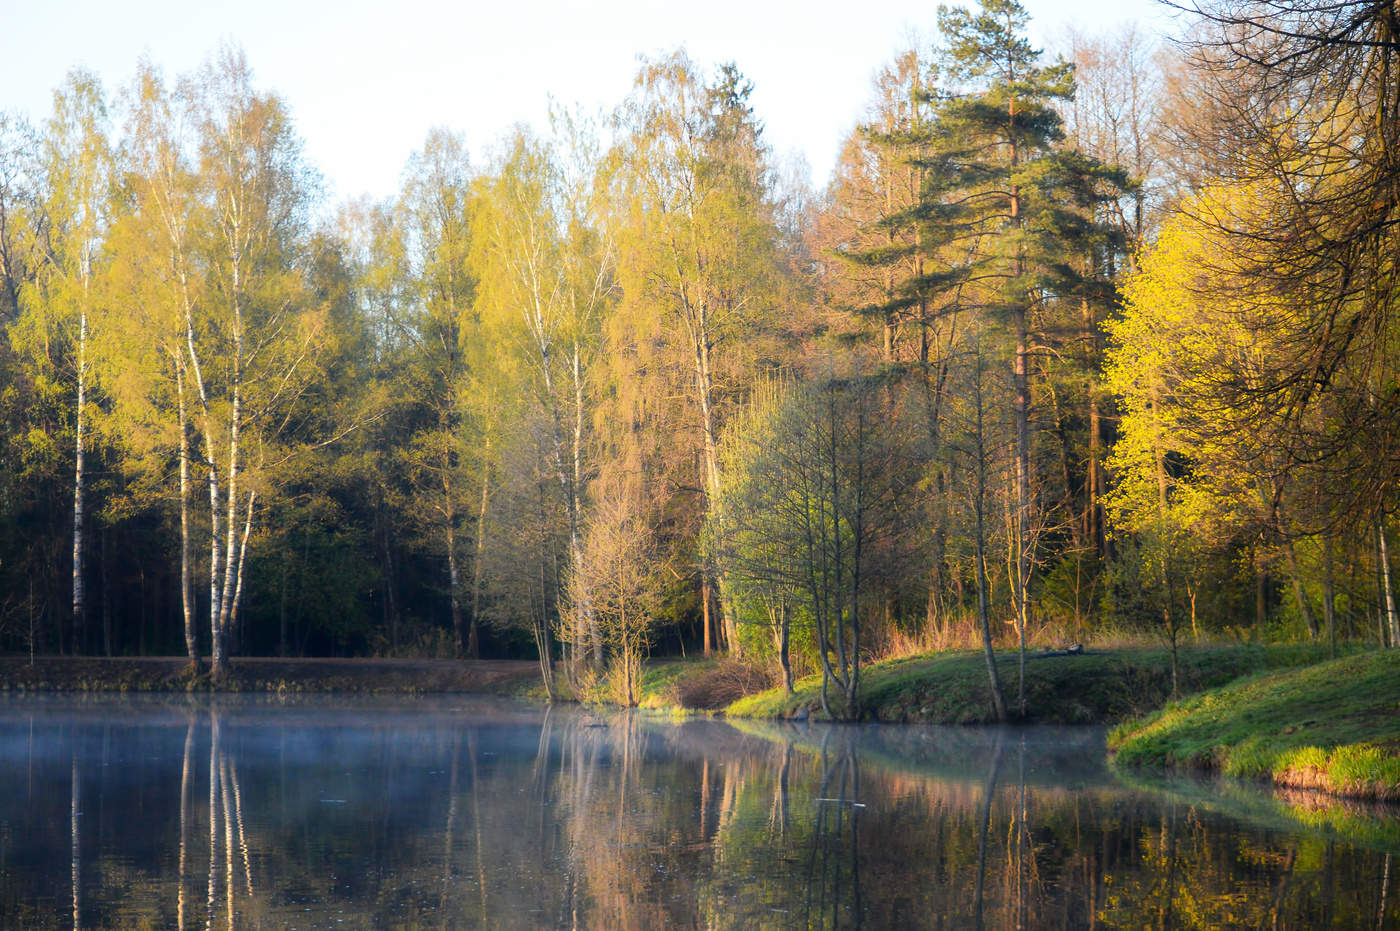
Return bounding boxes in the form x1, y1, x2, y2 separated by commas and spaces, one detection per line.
2, 0, 1397, 712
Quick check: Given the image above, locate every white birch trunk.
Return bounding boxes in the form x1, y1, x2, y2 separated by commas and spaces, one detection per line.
1381, 519, 1398, 648
208, 462, 225, 676
228, 490, 255, 645
469, 466, 488, 659
72, 307, 87, 655
216, 290, 243, 647
177, 366, 197, 664
446, 492, 465, 656
534, 312, 598, 662
1013, 302, 1032, 716
186, 306, 225, 676
690, 311, 739, 655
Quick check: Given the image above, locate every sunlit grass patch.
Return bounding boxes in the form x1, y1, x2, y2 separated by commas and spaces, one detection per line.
1110, 650, 1400, 800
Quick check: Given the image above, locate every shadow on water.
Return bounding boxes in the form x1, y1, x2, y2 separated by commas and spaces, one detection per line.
0, 694, 1396, 928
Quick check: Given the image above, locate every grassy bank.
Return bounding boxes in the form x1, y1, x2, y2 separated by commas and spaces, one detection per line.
1109, 650, 1400, 801
725, 644, 1342, 724
0, 656, 539, 695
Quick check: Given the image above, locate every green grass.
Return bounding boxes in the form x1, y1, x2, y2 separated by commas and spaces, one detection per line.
726, 644, 1343, 724
1109, 650, 1400, 800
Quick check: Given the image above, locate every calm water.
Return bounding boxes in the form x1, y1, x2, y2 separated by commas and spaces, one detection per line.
0, 695, 1396, 929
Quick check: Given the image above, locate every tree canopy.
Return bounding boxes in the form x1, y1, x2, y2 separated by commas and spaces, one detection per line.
2, 0, 1397, 707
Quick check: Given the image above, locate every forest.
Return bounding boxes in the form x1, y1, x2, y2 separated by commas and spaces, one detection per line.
1, 0, 1397, 709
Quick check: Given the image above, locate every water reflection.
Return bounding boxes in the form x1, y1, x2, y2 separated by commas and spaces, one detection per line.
0, 696, 1395, 929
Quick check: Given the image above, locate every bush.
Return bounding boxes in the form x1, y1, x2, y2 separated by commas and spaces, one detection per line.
675, 660, 772, 709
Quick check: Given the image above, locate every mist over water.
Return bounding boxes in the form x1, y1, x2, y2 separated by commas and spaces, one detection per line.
0, 695, 1394, 928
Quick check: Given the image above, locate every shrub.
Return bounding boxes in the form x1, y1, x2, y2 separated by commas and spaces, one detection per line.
675, 660, 772, 709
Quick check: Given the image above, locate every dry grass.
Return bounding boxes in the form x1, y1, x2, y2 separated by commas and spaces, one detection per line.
865, 610, 1162, 665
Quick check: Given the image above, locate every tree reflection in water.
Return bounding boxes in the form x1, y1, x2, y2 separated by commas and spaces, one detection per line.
0, 697, 1395, 928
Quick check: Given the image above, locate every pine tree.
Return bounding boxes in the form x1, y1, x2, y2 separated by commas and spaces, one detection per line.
919, 0, 1128, 714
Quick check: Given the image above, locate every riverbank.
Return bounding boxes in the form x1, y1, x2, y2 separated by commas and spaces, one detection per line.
0, 644, 1367, 732
0, 655, 539, 694
1109, 650, 1400, 801
722, 644, 1340, 724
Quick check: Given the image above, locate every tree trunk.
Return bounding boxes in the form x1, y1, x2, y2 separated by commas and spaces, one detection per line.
72, 308, 87, 656
692, 319, 740, 657
1284, 539, 1318, 639
176, 367, 197, 666
468, 468, 489, 660
536, 328, 599, 664
181, 272, 223, 675
973, 339, 1007, 723
1380, 518, 1398, 648
1084, 298, 1105, 558
778, 599, 793, 694
218, 388, 242, 644
208, 460, 225, 678
446, 493, 464, 658
228, 491, 255, 651
1013, 302, 1032, 718
1322, 534, 1338, 659
702, 578, 714, 656
100, 528, 111, 657
975, 500, 1006, 722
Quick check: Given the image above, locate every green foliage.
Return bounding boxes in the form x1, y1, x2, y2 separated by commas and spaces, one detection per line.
0, 16, 1392, 679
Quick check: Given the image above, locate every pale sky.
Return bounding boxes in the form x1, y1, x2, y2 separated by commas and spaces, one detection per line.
3, 0, 1185, 204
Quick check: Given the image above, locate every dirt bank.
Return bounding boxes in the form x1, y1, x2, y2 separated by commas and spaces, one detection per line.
0, 655, 540, 694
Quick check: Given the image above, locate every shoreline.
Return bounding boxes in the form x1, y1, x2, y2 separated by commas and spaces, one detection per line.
0, 655, 540, 695
1108, 650, 1400, 802
7, 647, 1398, 808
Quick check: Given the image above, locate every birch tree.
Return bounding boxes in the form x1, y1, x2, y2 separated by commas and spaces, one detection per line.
611, 52, 784, 655
475, 125, 614, 664
102, 62, 204, 664
0, 113, 65, 652
395, 128, 479, 657
189, 48, 323, 675
25, 71, 113, 654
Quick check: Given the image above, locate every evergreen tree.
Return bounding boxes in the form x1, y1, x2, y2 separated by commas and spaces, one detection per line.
917, 0, 1128, 713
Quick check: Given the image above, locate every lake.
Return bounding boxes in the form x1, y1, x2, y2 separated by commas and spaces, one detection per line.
0, 694, 1394, 928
